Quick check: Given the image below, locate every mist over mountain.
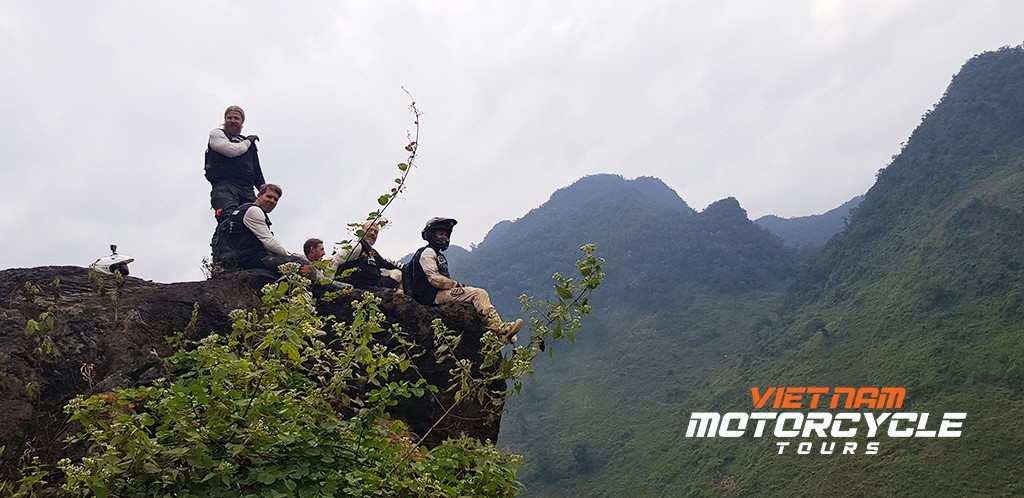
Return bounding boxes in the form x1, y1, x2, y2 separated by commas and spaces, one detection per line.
754, 194, 864, 248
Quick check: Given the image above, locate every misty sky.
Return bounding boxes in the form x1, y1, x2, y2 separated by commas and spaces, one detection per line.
2, 1, 1022, 282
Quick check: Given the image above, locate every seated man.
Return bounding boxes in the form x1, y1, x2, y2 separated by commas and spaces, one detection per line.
327, 221, 403, 292
403, 217, 522, 343
213, 183, 309, 271
304, 238, 326, 262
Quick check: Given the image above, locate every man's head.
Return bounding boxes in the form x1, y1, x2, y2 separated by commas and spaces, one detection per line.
421, 217, 457, 251
304, 238, 325, 261
361, 221, 381, 245
223, 105, 246, 135
254, 183, 283, 213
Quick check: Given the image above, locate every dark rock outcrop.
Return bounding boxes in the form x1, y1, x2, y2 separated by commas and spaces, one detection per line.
0, 266, 503, 479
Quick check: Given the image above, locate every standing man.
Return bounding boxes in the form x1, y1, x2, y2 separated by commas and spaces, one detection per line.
403, 217, 523, 343
214, 184, 308, 271
205, 105, 265, 222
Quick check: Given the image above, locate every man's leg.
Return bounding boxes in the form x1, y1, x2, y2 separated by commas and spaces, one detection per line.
211, 183, 256, 222
435, 287, 522, 342
379, 270, 402, 290
261, 254, 311, 272
435, 286, 492, 313
211, 184, 257, 257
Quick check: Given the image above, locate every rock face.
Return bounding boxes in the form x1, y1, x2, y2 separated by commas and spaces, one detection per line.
0, 266, 503, 479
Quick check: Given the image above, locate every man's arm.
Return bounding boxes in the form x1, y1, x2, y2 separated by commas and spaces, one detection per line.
208, 129, 253, 158
361, 242, 402, 271
242, 206, 290, 256
323, 242, 364, 277
420, 248, 459, 289
250, 145, 266, 188
378, 255, 403, 271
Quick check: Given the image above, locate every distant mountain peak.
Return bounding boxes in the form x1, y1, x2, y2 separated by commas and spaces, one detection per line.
701, 197, 748, 221
546, 174, 695, 216
755, 195, 865, 248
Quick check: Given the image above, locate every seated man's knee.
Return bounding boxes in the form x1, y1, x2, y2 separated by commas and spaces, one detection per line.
465, 287, 493, 306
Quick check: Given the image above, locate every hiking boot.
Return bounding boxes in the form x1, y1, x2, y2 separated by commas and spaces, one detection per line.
495, 318, 523, 344
483, 311, 522, 344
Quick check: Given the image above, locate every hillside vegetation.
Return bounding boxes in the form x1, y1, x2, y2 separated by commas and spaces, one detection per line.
448, 174, 806, 495
700, 45, 1024, 497
451, 45, 1024, 496
459, 174, 801, 315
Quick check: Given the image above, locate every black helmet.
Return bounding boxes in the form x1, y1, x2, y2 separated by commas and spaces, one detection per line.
422, 217, 457, 251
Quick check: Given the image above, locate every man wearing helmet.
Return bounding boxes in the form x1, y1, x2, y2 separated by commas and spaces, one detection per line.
403, 217, 523, 343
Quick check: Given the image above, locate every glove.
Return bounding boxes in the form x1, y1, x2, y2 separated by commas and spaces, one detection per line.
246, 135, 260, 143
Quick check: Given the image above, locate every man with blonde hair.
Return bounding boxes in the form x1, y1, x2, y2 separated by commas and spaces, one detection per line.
205, 105, 265, 222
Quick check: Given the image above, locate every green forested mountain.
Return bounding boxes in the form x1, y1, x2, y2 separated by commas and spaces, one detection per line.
755, 194, 864, 248
457, 174, 802, 315
450, 174, 806, 495
452, 45, 1024, 497
695, 45, 1024, 497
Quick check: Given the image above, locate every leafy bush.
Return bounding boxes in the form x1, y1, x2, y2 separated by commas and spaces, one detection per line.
6, 246, 603, 497
42, 266, 515, 497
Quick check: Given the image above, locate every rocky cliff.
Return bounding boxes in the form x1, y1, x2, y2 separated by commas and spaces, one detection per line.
0, 266, 502, 479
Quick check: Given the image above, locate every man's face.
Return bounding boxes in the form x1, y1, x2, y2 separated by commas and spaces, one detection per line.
363, 224, 380, 245
254, 190, 279, 213
434, 230, 449, 243
223, 111, 244, 135
308, 243, 325, 261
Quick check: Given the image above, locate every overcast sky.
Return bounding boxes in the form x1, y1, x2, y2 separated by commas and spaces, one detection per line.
2, 1, 1022, 283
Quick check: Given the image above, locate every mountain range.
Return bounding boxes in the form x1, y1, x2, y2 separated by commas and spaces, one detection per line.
456, 174, 805, 315
754, 194, 863, 248
444, 45, 1024, 496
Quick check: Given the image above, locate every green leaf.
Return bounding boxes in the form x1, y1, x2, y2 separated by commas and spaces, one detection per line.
281, 343, 300, 361
272, 310, 287, 325
555, 285, 572, 300
377, 195, 390, 206
398, 163, 409, 171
